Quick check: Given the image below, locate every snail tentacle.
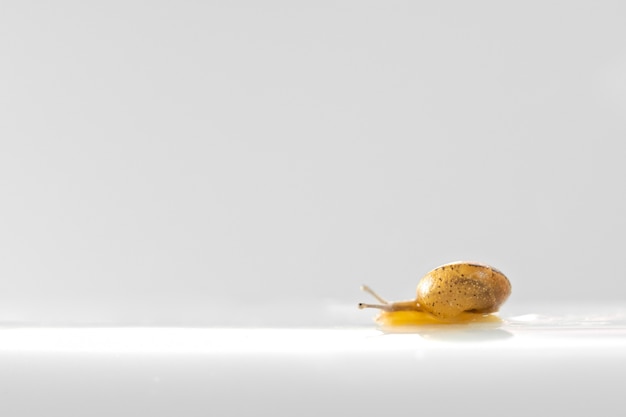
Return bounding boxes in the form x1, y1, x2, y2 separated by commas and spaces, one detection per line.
360, 285, 389, 304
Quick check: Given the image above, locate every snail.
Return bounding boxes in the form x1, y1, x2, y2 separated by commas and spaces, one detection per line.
359, 262, 511, 325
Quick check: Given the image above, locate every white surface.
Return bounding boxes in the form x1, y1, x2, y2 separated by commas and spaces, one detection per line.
2, 307, 625, 417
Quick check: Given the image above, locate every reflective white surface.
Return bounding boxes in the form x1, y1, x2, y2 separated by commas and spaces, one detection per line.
1, 307, 625, 417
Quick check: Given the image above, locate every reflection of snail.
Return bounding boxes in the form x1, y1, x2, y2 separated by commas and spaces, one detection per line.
359, 262, 511, 324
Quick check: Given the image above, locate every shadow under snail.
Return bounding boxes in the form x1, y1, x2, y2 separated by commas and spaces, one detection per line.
359, 262, 511, 325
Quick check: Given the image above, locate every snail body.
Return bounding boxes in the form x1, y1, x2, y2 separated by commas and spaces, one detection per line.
359, 262, 511, 324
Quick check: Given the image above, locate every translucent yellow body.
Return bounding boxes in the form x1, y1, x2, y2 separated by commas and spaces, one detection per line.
375, 310, 502, 326
359, 261, 511, 325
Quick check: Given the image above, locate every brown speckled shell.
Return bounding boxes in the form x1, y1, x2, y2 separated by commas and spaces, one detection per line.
416, 262, 511, 319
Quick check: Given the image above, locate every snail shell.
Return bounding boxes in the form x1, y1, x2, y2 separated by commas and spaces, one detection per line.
416, 262, 511, 319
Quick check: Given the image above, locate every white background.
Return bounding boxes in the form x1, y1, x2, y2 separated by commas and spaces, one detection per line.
2, 1, 626, 326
